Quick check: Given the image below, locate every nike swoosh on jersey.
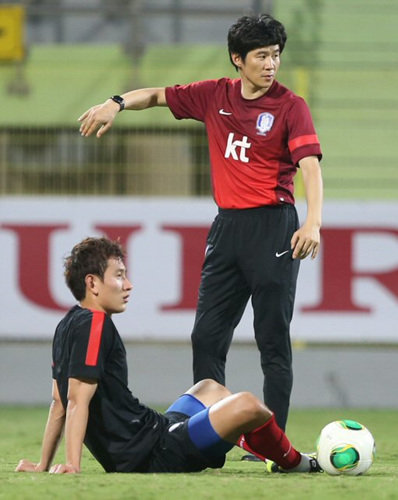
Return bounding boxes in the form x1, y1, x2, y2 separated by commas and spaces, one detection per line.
219, 109, 232, 115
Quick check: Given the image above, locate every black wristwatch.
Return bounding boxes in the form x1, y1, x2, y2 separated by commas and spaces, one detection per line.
109, 95, 125, 111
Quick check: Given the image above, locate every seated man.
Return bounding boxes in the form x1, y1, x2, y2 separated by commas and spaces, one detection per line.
15, 237, 321, 474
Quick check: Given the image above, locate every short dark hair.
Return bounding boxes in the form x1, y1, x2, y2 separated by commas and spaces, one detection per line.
64, 237, 126, 301
227, 14, 287, 70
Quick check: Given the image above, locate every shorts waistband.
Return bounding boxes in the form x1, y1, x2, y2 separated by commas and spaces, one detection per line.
218, 204, 293, 217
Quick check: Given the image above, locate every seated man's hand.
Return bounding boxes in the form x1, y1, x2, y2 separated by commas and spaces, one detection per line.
49, 463, 80, 474
15, 459, 46, 472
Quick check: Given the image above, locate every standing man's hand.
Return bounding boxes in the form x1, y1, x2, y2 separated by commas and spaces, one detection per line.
78, 99, 120, 138
291, 223, 320, 260
295, 155, 323, 260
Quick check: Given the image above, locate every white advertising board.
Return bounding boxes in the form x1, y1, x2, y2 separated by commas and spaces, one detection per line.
0, 197, 397, 342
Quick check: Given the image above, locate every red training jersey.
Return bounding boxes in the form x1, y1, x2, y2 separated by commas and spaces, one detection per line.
166, 78, 322, 209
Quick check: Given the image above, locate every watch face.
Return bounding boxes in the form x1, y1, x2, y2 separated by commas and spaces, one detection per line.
110, 95, 124, 110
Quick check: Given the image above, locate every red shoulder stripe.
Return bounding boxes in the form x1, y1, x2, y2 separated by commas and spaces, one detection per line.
85, 311, 105, 366
288, 134, 319, 152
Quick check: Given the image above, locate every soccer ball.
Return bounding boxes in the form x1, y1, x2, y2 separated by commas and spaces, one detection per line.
316, 420, 375, 476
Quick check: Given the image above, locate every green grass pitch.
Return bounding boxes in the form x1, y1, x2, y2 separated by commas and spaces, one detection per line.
1, 406, 397, 500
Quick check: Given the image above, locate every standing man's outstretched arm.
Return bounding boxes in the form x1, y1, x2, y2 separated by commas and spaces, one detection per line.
78, 88, 167, 138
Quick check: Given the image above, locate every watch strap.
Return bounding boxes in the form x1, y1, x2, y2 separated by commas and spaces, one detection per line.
109, 95, 125, 111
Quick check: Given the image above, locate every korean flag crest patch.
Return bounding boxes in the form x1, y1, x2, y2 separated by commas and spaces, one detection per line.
256, 112, 275, 136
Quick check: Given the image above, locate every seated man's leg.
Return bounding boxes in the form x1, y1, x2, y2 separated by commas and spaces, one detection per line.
205, 392, 318, 472
166, 379, 231, 417
185, 391, 272, 461
187, 407, 235, 458
167, 386, 320, 472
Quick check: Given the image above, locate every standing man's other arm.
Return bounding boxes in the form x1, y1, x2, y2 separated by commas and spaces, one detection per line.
78, 88, 167, 138
49, 377, 97, 474
291, 155, 323, 260
15, 380, 66, 472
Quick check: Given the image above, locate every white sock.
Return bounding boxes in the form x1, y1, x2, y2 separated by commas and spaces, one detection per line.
289, 454, 311, 472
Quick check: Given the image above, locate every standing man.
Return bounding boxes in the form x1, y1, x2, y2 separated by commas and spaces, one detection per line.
15, 236, 322, 474
78, 14, 323, 434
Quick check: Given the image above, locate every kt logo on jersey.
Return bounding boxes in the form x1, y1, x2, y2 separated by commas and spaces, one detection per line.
224, 133, 251, 163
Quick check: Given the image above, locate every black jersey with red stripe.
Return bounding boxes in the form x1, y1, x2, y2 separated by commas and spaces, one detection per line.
166, 78, 322, 209
52, 305, 166, 472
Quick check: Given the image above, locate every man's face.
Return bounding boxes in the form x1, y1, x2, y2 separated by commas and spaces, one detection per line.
94, 258, 132, 315
233, 45, 281, 96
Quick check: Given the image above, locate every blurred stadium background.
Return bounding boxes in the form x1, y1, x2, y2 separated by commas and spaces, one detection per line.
0, 0, 397, 407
